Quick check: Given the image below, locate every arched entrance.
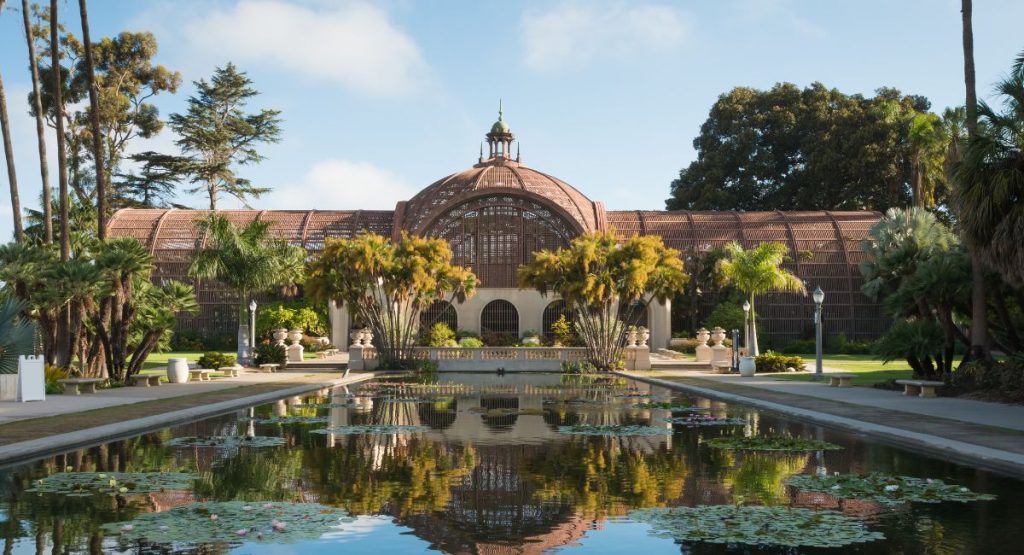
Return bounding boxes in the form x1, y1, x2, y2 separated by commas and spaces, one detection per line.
481, 300, 519, 344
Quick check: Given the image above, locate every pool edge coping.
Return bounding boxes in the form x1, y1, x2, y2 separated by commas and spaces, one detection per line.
0, 372, 378, 469
617, 371, 1024, 480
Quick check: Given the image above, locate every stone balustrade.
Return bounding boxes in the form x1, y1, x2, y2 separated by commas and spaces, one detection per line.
348, 345, 651, 371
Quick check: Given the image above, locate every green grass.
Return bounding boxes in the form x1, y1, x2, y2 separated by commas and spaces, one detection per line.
140, 350, 318, 374
769, 354, 912, 386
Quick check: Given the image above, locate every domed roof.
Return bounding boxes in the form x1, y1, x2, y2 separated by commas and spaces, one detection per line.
490, 116, 510, 134
400, 158, 598, 235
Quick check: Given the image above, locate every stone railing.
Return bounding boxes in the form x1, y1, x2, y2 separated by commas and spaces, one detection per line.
349, 344, 653, 372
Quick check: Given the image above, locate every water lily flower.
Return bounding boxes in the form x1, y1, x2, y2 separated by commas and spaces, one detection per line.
159, 526, 169, 530
263, 503, 274, 509
109, 479, 117, 487
119, 487, 129, 493
884, 485, 899, 492
242, 505, 253, 511
210, 514, 218, 521
271, 519, 287, 531
831, 485, 841, 490
98, 474, 106, 478
65, 466, 72, 472
236, 529, 248, 536
256, 532, 263, 540
960, 487, 969, 492
121, 525, 134, 532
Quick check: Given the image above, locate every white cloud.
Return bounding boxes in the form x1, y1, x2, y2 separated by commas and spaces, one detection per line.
521, 2, 691, 71
183, 0, 427, 96
260, 159, 415, 210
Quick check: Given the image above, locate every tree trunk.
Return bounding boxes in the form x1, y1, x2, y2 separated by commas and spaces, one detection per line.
748, 293, 760, 356
911, 150, 923, 208
78, 0, 107, 240
0, 58, 24, 242
50, 0, 70, 262
962, 0, 990, 362
22, 0, 52, 244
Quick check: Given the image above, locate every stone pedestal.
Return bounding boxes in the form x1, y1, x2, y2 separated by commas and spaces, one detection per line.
695, 328, 712, 363
286, 343, 304, 362
710, 327, 730, 367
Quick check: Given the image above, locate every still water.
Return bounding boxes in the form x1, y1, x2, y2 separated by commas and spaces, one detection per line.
0, 373, 1021, 553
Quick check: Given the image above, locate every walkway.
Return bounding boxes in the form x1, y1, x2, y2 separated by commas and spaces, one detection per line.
619, 367, 1024, 478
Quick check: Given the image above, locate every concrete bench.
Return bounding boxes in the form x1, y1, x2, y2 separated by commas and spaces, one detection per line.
828, 373, 857, 387
711, 363, 732, 374
259, 363, 281, 373
58, 378, 104, 395
127, 374, 161, 387
895, 379, 945, 398
218, 366, 242, 377
189, 369, 214, 382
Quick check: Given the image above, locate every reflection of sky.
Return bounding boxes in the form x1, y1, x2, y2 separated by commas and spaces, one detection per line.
545, 519, 674, 555
228, 515, 434, 554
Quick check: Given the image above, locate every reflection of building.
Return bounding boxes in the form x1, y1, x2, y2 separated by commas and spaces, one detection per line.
109, 109, 885, 347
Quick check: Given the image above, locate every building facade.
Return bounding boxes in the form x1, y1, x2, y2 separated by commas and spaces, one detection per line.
108, 111, 885, 350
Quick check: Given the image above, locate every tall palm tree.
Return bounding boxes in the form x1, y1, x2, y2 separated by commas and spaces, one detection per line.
954, 49, 1024, 286
960, 0, 990, 361
48, 0, 69, 261
717, 241, 806, 356
189, 215, 304, 364
21, 0, 52, 244
907, 112, 946, 209
77, 0, 106, 240
0, 1, 23, 242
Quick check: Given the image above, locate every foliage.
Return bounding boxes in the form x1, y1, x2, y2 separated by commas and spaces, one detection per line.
518, 232, 687, 370
951, 358, 1024, 402
0, 298, 35, 374
754, 351, 806, 373
664, 415, 745, 427
44, 364, 67, 393
305, 232, 477, 369
550, 314, 574, 346
255, 299, 328, 337
557, 424, 671, 436
704, 435, 842, 452
666, 82, 937, 214
954, 49, 1024, 285
423, 322, 457, 347
164, 436, 286, 448
26, 471, 195, 496
458, 336, 483, 348
481, 331, 517, 346
700, 301, 753, 337
309, 425, 429, 435
197, 351, 235, 369
168, 63, 282, 209
560, 360, 599, 375
103, 501, 352, 545
254, 343, 286, 365
829, 333, 875, 354
667, 337, 701, 353
631, 505, 884, 548
717, 241, 805, 356
170, 330, 206, 351
786, 473, 997, 504
241, 415, 330, 425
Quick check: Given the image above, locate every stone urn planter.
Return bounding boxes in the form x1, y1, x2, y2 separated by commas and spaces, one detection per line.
739, 356, 756, 377
287, 329, 304, 344
272, 328, 288, 346
639, 327, 650, 347
626, 328, 638, 347
167, 358, 190, 384
710, 327, 726, 346
697, 328, 711, 345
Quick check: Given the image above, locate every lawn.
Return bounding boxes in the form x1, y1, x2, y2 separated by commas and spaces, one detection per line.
140, 350, 318, 373
769, 354, 912, 386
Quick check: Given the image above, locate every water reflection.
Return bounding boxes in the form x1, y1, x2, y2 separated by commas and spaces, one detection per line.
0, 373, 1021, 553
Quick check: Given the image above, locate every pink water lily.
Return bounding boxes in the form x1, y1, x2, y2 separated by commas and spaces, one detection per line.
236, 529, 248, 536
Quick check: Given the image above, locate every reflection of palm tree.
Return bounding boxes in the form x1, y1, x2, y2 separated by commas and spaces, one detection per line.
728, 452, 810, 506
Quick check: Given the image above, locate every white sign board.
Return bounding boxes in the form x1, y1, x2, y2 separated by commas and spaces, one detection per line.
18, 355, 46, 402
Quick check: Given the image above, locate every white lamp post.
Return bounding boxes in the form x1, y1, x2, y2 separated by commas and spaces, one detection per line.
248, 299, 258, 365
742, 300, 751, 355
812, 286, 824, 380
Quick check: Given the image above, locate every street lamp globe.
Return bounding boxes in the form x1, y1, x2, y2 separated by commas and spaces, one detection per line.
249, 299, 257, 312
813, 286, 824, 305
742, 300, 750, 313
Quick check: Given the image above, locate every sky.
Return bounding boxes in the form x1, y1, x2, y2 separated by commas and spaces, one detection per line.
1, 0, 1023, 242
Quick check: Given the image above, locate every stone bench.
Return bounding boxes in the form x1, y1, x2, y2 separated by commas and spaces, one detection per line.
259, 363, 281, 373
189, 369, 214, 382
828, 373, 857, 387
127, 374, 161, 387
58, 378, 104, 395
895, 379, 945, 398
218, 366, 242, 377
711, 363, 732, 374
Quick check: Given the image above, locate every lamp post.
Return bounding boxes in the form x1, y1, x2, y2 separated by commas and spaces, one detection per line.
813, 286, 824, 380
248, 299, 258, 365
742, 300, 751, 356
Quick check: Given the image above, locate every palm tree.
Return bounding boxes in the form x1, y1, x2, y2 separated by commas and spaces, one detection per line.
77, 0, 106, 240
48, 0, 69, 262
189, 215, 304, 364
21, 0, 52, 244
954, 49, 1024, 286
907, 112, 946, 209
0, 1, 23, 242
959, 0, 990, 362
93, 238, 153, 380
42, 258, 104, 374
717, 241, 806, 356
0, 298, 35, 375
125, 280, 197, 376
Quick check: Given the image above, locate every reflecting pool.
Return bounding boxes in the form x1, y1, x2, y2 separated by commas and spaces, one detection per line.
1, 373, 1022, 553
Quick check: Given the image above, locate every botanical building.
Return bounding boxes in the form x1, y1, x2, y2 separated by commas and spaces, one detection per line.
108, 111, 885, 350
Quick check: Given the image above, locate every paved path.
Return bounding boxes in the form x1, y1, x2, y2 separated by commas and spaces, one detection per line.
619, 368, 1024, 478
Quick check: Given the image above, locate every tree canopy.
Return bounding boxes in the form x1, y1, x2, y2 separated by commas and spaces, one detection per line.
666, 83, 955, 213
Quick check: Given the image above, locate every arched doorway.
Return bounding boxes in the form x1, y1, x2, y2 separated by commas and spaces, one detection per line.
542, 300, 574, 341
420, 299, 458, 332
481, 300, 519, 344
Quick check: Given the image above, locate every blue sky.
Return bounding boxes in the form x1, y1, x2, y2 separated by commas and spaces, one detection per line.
1, 0, 1023, 241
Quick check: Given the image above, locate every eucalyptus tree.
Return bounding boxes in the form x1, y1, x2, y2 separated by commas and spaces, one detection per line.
21, 0, 52, 244
188, 215, 305, 363
169, 63, 281, 210
716, 241, 805, 356
518, 232, 686, 370
306, 232, 477, 369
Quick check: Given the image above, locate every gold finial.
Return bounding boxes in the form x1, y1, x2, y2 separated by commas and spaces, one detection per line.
479, 142, 484, 163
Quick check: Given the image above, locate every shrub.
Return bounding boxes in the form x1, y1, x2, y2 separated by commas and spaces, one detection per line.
170, 330, 205, 351
561, 360, 599, 374
255, 300, 329, 338
780, 338, 816, 354
424, 323, 457, 347
254, 343, 286, 365
550, 315, 574, 346
952, 358, 1024, 401
755, 351, 805, 373
197, 352, 236, 369
459, 337, 484, 348
482, 332, 517, 346
44, 364, 67, 394
456, 329, 479, 339
669, 337, 701, 354
702, 303, 756, 336
829, 333, 875, 355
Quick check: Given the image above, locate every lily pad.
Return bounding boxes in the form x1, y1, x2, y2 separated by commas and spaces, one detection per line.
665, 415, 746, 427
165, 436, 287, 448
557, 424, 671, 436
633, 402, 709, 411
240, 415, 331, 425
631, 505, 884, 548
705, 435, 842, 452
291, 402, 352, 409
103, 501, 353, 545
787, 473, 997, 504
309, 425, 429, 435
26, 472, 196, 496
